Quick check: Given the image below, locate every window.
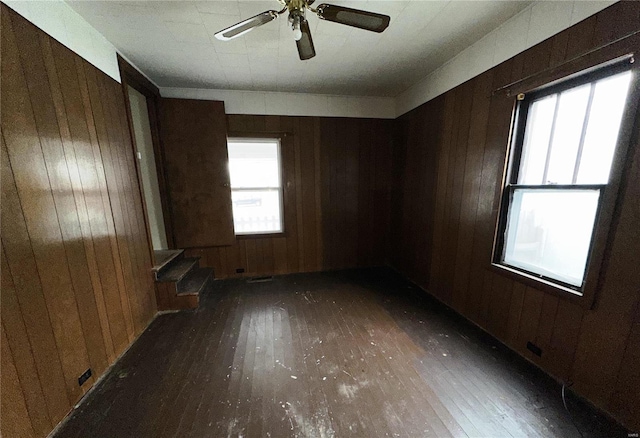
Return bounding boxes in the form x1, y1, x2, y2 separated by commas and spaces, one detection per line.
494, 63, 635, 294
227, 138, 284, 235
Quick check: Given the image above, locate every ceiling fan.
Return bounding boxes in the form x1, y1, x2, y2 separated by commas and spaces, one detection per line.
213, 0, 391, 61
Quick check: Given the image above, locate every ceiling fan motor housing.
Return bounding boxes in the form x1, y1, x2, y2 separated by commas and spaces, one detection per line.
284, 0, 308, 13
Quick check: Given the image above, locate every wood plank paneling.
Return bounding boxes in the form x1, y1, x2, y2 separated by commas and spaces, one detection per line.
1, 134, 71, 428
97, 67, 138, 342
2, 6, 91, 402
609, 309, 640, 429
83, 63, 135, 352
1, 325, 36, 438
389, 2, 640, 431
1, 6, 156, 437
160, 98, 235, 247
1, 244, 52, 436
184, 116, 394, 279
40, 33, 110, 379
451, 71, 494, 313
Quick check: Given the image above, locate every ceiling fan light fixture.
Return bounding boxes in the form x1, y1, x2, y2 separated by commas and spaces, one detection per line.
292, 15, 303, 41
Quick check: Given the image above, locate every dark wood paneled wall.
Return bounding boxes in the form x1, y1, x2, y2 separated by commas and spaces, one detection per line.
160, 98, 235, 248
389, 2, 640, 430
184, 115, 394, 278
1, 6, 156, 437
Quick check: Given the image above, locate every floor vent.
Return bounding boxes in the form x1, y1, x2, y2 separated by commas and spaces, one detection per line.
247, 276, 273, 283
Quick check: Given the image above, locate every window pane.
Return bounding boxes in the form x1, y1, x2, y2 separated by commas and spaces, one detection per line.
545, 84, 591, 184
232, 190, 282, 234
503, 188, 600, 287
228, 140, 280, 188
576, 71, 633, 184
518, 95, 556, 184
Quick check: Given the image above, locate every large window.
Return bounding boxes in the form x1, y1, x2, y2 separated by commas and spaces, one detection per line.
494, 63, 635, 294
227, 138, 283, 235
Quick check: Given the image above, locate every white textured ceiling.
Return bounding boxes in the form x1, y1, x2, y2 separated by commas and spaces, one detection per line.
67, 0, 532, 97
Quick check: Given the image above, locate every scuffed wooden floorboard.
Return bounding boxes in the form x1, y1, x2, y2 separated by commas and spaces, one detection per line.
53, 269, 628, 438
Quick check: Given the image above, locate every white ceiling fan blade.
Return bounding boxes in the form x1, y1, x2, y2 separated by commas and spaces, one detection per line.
214, 10, 279, 41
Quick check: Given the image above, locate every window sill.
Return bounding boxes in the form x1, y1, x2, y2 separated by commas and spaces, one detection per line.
489, 263, 593, 308
236, 232, 287, 240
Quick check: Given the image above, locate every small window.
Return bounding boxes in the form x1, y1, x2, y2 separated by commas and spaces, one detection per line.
494, 64, 634, 293
227, 138, 284, 235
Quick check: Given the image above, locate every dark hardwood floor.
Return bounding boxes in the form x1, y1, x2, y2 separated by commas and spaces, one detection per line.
54, 269, 626, 438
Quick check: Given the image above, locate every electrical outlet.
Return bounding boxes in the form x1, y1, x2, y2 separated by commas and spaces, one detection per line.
78, 368, 92, 386
526, 341, 542, 357
236, 268, 245, 273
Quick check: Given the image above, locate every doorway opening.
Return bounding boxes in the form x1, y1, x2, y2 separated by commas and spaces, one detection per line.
118, 55, 174, 267
127, 85, 168, 251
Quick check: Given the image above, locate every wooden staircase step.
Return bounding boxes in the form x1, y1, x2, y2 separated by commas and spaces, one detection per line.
156, 257, 198, 283
177, 267, 213, 296
152, 249, 183, 274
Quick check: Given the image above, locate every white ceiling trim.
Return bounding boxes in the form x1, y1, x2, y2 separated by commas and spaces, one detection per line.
2, 0, 162, 90
2, 0, 122, 82
395, 0, 618, 116
160, 87, 396, 119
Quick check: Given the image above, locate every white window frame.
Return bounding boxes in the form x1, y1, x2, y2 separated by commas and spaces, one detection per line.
227, 137, 285, 236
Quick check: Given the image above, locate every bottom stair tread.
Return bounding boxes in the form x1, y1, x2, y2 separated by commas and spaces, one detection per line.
177, 267, 213, 295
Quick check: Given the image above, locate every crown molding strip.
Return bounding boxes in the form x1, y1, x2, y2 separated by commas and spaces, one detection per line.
159, 87, 396, 119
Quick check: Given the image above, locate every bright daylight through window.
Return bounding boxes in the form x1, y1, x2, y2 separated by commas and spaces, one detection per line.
227, 138, 283, 235
496, 66, 633, 291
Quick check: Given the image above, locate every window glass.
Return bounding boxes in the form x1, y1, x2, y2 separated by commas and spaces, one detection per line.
231, 190, 282, 234
577, 71, 632, 183
504, 189, 600, 287
228, 140, 280, 188
517, 70, 632, 186
544, 84, 590, 185
518, 95, 556, 184
228, 139, 283, 235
